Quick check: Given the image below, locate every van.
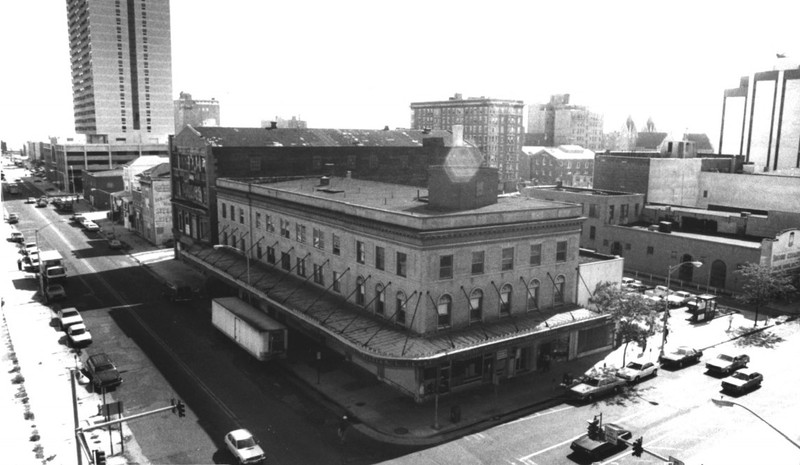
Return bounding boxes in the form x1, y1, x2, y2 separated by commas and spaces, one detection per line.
44, 266, 67, 282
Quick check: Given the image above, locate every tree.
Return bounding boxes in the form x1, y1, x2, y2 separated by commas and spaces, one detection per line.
590, 282, 660, 366
735, 263, 797, 327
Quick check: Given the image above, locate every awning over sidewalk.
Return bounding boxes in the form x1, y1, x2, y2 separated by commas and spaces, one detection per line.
183, 247, 610, 367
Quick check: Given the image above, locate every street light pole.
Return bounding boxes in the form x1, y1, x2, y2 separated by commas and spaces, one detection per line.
712, 398, 800, 450
660, 260, 703, 357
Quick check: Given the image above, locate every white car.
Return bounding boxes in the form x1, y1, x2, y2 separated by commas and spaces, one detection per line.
673, 290, 696, 305
57, 307, 84, 330
225, 429, 265, 464
83, 221, 100, 231
616, 360, 658, 383
66, 323, 92, 347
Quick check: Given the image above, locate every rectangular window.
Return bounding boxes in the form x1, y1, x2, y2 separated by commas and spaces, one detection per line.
501, 247, 514, 271
621, 204, 629, 218
529, 244, 542, 266
295, 224, 306, 243
266, 215, 274, 233
375, 246, 385, 270
280, 219, 290, 238
256, 243, 263, 259
230, 205, 235, 221
332, 234, 341, 255
646, 246, 654, 255
577, 325, 612, 353
608, 205, 615, 221
471, 251, 484, 275
255, 212, 261, 229
396, 252, 407, 277
439, 255, 453, 279
296, 256, 306, 277
313, 228, 325, 249
313, 264, 324, 285
703, 190, 708, 198
589, 204, 597, 218
634, 203, 640, 217
267, 246, 275, 264
332, 271, 341, 293
281, 252, 291, 270
556, 241, 568, 262
356, 241, 365, 264
589, 226, 596, 240
221, 202, 227, 218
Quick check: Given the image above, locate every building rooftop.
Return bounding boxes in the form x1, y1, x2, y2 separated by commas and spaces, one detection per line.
138, 162, 171, 179
522, 145, 595, 160
524, 185, 641, 197
183, 126, 467, 148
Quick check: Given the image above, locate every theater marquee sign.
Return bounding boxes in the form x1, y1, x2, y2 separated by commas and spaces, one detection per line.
764, 229, 800, 272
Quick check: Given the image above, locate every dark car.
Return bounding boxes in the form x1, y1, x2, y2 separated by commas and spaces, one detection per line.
570, 423, 632, 460
721, 369, 763, 394
162, 281, 194, 302
84, 353, 122, 392
706, 353, 749, 376
660, 346, 703, 368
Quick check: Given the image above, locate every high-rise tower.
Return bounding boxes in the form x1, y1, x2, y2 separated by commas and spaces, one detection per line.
67, 0, 173, 143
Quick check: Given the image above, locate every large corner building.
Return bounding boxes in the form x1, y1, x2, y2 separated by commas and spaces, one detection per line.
67, 0, 174, 143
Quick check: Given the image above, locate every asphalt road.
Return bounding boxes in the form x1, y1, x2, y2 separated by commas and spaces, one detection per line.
5, 173, 412, 464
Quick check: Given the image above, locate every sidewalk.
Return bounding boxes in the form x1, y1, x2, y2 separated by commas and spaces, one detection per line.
89, 216, 791, 448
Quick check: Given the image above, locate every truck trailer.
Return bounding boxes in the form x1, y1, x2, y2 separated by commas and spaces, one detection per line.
211, 297, 288, 361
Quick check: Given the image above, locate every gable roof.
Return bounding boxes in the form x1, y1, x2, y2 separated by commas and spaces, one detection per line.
138, 162, 171, 179
635, 132, 668, 150
182, 126, 467, 148
684, 133, 714, 152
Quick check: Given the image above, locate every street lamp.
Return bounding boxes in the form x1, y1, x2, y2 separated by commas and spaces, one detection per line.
660, 260, 703, 357
711, 398, 800, 450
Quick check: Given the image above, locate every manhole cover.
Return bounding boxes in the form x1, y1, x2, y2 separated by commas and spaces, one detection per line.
394, 427, 409, 435
355, 401, 366, 407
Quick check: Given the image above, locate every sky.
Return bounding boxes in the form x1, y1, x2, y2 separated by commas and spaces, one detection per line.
1, 0, 799, 150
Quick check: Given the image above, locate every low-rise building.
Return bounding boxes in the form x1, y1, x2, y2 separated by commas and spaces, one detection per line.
83, 169, 124, 210
521, 145, 595, 187
133, 163, 173, 246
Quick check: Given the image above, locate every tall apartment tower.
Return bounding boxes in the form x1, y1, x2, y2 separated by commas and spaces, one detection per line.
410, 93, 524, 187
67, 0, 174, 143
527, 94, 604, 150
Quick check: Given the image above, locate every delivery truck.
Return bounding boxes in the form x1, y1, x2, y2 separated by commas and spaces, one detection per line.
211, 297, 288, 361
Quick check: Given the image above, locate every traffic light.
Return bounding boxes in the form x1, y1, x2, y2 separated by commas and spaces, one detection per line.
586, 416, 602, 440
94, 449, 106, 465
176, 400, 186, 418
632, 437, 644, 457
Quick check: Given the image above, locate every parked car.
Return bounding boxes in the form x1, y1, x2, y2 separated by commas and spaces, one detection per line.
83, 221, 100, 232
568, 371, 626, 402
660, 346, 703, 368
57, 307, 83, 330
26, 197, 36, 204
19, 241, 37, 255
721, 369, 763, 394
66, 323, 92, 347
36, 199, 48, 208
45, 284, 66, 301
7, 213, 19, 224
224, 429, 266, 464
70, 213, 86, 224
616, 360, 658, 383
673, 290, 696, 305
706, 353, 749, 375
84, 353, 122, 392
108, 239, 123, 250
9, 231, 25, 243
570, 423, 632, 461
653, 285, 673, 298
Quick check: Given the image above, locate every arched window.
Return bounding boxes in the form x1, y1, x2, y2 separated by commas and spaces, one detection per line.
395, 291, 407, 325
437, 294, 452, 329
527, 279, 540, 310
554, 275, 565, 305
469, 289, 483, 323
710, 260, 727, 289
356, 276, 365, 306
375, 284, 385, 315
500, 284, 512, 315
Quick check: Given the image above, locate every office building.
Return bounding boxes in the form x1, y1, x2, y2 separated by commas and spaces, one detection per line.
527, 94, 604, 151
174, 92, 220, 133
67, 0, 173, 143
410, 94, 524, 187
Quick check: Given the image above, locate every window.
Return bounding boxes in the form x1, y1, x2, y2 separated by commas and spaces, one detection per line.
471, 251, 484, 275
375, 246, 385, 270
238, 208, 244, 224
647, 246, 654, 255
313, 264, 324, 285
500, 284, 512, 315
588, 204, 597, 218
332, 234, 341, 255
255, 212, 261, 229
267, 246, 275, 264
230, 205, 235, 221
501, 247, 514, 271
621, 204, 629, 218
527, 280, 540, 310
396, 252, 407, 277
608, 205, 615, 222
332, 271, 341, 293
222, 231, 228, 246
439, 255, 453, 279
634, 204, 640, 217
556, 241, 568, 262
281, 252, 291, 271
356, 241, 365, 264
221, 202, 227, 218
703, 190, 708, 198
313, 228, 325, 249
395, 291, 407, 325
554, 275, 565, 305
375, 284, 385, 314
296, 256, 306, 277
437, 295, 452, 328
529, 244, 542, 266
356, 276, 366, 306
589, 226, 596, 240
296, 224, 306, 243
266, 215, 274, 233
469, 289, 483, 323
280, 219, 290, 238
